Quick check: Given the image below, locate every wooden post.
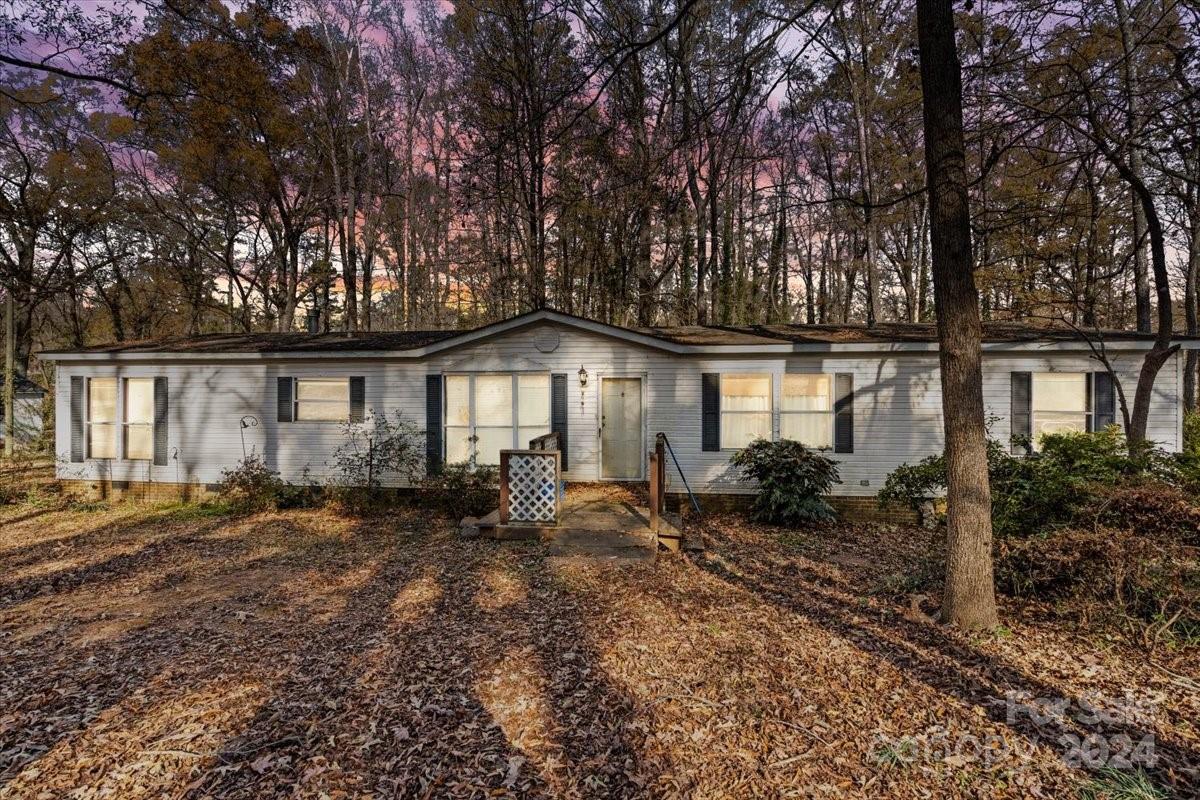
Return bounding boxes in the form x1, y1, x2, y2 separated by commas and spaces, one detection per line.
498, 450, 510, 525
648, 449, 661, 535
654, 434, 666, 514
3, 286, 13, 459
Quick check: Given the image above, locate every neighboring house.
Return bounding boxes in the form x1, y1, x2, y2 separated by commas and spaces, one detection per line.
1, 373, 46, 446
39, 310, 1198, 507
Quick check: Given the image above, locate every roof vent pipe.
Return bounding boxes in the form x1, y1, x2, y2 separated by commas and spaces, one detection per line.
306, 309, 321, 334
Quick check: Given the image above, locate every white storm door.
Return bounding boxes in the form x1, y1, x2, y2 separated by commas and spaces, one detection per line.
600, 377, 643, 479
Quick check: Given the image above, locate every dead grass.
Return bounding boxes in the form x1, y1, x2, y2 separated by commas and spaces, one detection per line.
0, 486, 1196, 798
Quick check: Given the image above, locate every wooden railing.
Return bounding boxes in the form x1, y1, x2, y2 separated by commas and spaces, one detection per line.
648, 435, 666, 534
528, 431, 560, 451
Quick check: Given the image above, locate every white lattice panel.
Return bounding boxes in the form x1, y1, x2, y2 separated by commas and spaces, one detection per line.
506, 453, 559, 523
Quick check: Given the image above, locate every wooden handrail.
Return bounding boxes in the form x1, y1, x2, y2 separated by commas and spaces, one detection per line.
528, 431, 559, 451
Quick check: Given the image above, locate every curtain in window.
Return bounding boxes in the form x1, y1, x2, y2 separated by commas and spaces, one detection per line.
444, 375, 472, 464
88, 378, 117, 458
124, 378, 155, 459
1032, 373, 1088, 440
517, 374, 551, 447
295, 379, 349, 421
473, 375, 513, 465
780, 374, 833, 448
720, 374, 771, 449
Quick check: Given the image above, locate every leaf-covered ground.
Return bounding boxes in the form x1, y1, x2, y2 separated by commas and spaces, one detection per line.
1, 485, 1196, 799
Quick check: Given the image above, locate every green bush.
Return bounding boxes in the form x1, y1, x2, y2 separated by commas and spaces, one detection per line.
879, 429, 1186, 537
422, 462, 499, 518
731, 439, 840, 526
218, 454, 285, 513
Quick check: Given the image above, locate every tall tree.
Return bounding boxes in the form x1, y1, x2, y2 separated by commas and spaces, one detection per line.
916, 0, 998, 629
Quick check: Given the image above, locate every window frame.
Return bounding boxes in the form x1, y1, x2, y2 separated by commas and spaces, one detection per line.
1030, 371, 1092, 446
86, 376, 118, 460
123, 377, 155, 461
779, 373, 834, 450
443, 372, 552, 467
293, 377, 351, 423
719, 373, 773, 451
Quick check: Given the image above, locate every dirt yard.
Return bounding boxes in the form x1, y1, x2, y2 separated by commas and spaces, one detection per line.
1, 486, 1197, 799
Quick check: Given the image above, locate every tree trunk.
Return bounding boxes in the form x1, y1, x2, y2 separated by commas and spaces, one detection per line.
916, 0, 998, 630
1114, 0, 1152, 333
1185, 201, 1199, 411
3, 286, 13, 459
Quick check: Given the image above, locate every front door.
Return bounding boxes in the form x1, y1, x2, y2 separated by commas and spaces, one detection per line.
601, 377, 643, 479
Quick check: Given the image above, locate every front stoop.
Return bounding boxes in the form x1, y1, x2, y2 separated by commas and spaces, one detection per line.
461, 501, 660, 561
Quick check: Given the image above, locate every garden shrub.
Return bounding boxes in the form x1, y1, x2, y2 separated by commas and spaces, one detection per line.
326, 412, 423, 514
1094, 483, 1200, 547
879, 429, 1186, 538
881, 428, 1200, 646
730, 439, 840, 526
422, 462, 499, 518
996, 526, 1199, 646
218, 454, 285, 513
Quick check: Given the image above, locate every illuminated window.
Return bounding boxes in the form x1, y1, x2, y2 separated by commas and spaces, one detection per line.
295, 378, 349, 421
88, 377, 118, 459
444, 374, 551, 466
124, 378, 155, 459
781, 374, 833, 449
1032, 373, 1089, 442
720, 374, 772, 449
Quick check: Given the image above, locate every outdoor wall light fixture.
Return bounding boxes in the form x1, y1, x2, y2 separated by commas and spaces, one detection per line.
578, 366, 588, 387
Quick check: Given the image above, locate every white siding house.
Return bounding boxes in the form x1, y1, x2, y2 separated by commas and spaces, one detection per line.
40, 310, 1194, 501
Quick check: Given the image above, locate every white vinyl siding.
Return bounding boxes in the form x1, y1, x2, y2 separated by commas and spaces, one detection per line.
51, 323, 1187, 497
720, 374, 772, 450
781, 374, 833, 448
295, 378, 349, 421
87, 377, 117, 459
124, 378, 155, 460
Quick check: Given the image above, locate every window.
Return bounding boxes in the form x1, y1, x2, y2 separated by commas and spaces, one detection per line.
517, 373, 551, 449
88, 377, 117, 459
474, 374, 514, 466
295, 378, 349, 421
444, 373, 551, 466
124, 378, 155, 459
720, 374, 771, 449
781, 374, 833, 448
1032, 372, 1089, 441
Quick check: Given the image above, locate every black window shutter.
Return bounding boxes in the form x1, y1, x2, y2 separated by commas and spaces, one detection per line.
1092, 371, 1115, 431
701, 373, 720, 451
1010, 372, 1032, 453
551, 373, 568, 470
277, 377, 293, 422
70, 375, 85, 462
349, 376, 365, 422
834, 373, 854, 453
426, 374, 442, 475
153, 377, 169, 466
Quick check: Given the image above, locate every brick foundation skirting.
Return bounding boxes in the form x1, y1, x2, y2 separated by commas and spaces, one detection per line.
62, 479, 223, 504
63, 478, 918, 525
